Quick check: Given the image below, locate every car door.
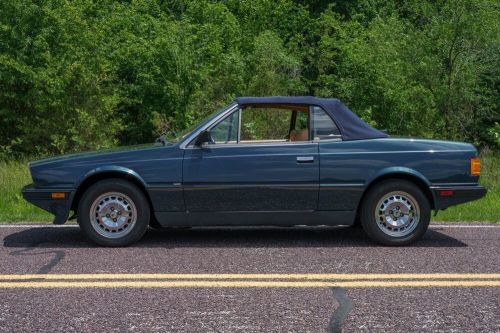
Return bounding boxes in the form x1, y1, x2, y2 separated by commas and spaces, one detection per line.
311, 105, 364, 211
182, 106, 319, 213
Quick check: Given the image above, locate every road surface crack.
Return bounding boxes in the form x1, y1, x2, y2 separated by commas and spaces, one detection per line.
328, 287, 353, 333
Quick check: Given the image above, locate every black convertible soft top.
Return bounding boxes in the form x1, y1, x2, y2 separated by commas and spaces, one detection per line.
235, 96, 388, 141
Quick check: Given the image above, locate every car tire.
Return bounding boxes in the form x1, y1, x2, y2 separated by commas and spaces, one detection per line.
77, 179, 150, 247
360, 179, 430, 246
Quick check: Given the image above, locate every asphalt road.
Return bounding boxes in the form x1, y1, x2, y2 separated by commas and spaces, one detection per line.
0, 223, 499, 332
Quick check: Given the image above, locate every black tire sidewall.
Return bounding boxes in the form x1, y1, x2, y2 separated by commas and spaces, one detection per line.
77, 179, 150, 247
361, 180, 430, 246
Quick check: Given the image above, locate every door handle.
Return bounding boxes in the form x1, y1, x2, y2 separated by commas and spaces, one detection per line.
296, 156, 314, 163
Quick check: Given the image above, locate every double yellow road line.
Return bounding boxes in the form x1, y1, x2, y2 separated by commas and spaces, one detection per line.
0, 273, 499, 288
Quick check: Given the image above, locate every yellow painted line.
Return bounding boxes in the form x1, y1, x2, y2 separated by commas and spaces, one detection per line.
0, 280, 499, 288
0, 273, 499, 280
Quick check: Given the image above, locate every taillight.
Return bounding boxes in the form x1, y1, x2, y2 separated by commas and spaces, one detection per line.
438, 190, 454, 197
470, 157, 480, 176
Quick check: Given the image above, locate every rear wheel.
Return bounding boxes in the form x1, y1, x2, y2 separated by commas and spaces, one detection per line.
77, 179, 150, 246
360, 180, 430, 245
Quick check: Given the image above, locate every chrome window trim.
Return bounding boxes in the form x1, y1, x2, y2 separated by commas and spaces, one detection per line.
237, 108, 242, 143
183, 140, 318, 150
314, 136, 343, 142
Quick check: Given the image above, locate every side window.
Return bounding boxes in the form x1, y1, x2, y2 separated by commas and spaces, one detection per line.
203, 105, 313, 145
312, 106, 341, 140
240, 107, 310, 143
210, 110, 239, 144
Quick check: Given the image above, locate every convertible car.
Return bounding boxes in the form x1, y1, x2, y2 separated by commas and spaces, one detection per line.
23, 96, 486, 246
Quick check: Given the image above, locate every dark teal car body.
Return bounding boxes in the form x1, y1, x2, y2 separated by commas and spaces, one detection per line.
23, 97, 486, 232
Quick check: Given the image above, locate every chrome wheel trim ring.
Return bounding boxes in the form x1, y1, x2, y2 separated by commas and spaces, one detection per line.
374, 191, 420, 237
89, 192, 137, 239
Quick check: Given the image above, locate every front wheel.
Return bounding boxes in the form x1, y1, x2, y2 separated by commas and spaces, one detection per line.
77, 179, 150, 247
360, 180, 430, 246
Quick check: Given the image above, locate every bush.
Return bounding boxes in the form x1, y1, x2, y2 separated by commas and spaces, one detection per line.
0, 0, 498, 158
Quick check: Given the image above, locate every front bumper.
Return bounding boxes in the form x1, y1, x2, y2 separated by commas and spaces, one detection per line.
22, 184, 75, 224
431, 185, 487, 210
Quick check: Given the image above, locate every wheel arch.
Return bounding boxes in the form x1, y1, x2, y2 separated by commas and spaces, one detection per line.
71, 167, 154, 216
357, 168, 435, 216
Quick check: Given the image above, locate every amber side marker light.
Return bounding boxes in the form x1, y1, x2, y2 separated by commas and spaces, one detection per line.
470, 157, 481, 176
51, 192, 66, 199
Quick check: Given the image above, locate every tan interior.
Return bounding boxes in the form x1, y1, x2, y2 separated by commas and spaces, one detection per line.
289, 129, 309, 141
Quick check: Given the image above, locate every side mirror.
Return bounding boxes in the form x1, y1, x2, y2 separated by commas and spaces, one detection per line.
194, 130, 213, 146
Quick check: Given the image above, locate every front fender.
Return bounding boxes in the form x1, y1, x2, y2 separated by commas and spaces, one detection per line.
75, 166, 148, 189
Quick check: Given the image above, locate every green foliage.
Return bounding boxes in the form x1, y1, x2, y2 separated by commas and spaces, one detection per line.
247, 31, 305, 96
0, 0, 121, 157
313, 1, 499, 142
0, 0, 499, 158
241, 108, 292, 141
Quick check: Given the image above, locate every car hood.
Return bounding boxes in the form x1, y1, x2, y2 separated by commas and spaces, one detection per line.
29, 143, 163, 167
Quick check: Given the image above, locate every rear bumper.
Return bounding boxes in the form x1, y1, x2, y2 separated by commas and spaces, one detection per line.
431, 185, 487, 210
22, 184, 75, 224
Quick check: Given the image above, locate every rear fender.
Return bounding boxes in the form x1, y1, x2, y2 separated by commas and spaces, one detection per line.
361, 166, 435, 210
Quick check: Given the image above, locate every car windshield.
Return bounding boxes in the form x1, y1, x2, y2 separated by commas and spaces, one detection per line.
156, 103, 235, 145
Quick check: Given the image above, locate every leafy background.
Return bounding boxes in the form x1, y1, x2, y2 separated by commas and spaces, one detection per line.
1, 0, 498, 159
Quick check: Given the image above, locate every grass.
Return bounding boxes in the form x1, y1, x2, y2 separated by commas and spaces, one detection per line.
0, 153, 498, 223
0, 160, 53, 222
